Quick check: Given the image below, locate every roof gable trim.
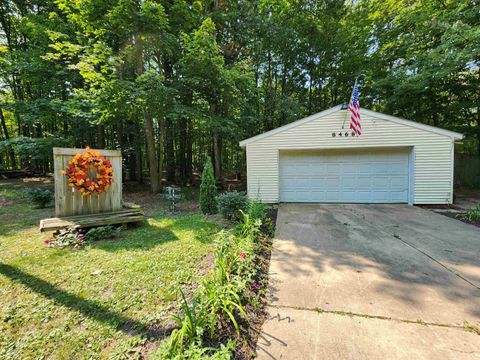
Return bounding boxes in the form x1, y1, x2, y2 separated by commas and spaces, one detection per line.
239, 105, 342, 147
239, 105, 463, 147
361, 109, 463, 140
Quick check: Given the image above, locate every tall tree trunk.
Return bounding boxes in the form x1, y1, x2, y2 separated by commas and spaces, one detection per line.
0, 107, 16, 169
213, 133, 221, 180
477, 106, 480, 156
135, 125, 143, 183
135, 33, 160, 192
178, 117, 187, 184
97, 125, 105, 148
144, 112, 160, 192
186, 119, 193, 183
165, 119, 175, 182
158, 118, 164, 184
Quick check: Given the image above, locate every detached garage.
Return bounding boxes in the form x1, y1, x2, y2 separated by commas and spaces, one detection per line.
240, 105, 463, 205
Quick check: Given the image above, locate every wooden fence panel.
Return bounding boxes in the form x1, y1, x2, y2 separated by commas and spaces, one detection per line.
455, 154, 480, 188
53, 147, 122, 217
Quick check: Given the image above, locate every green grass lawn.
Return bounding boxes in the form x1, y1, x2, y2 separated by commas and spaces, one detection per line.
0, 179, 218, 359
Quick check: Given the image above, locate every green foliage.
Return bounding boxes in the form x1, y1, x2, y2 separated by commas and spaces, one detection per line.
154, 338, 234, 360
26, 188, 53, 208
182, 187, 196, 201
0, 179, 219, 359
84, 225, 119, 242
49, 226, 85, 248
217, 191, 249, 221
247, 200, 266, 223
261, 217, 275, 238
464, 204, 480, 221
200, 157, 218, 215
155, 206, 270, 358
238, 211, 262, 240
1, 0, 478, 177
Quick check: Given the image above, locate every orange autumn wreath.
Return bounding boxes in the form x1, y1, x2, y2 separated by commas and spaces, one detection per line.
61, 147, 113, 196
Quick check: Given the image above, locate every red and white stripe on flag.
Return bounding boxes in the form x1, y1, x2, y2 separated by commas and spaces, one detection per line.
348, 80, 361, 135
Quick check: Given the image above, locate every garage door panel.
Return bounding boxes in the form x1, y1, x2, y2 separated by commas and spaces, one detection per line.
341, 191, 357, 202
279, 150, 409, 203
390, 191, 407, 202
325, 177, 340, 187
342, 163, 357, 173
341, 176, 357, 187
357, 176, 371, 187
310, 191, 326, 202
390, 176, 408, 188
357, 163, 372, 174
326, 163, 342, 173
357, 191, 372, 202
326, 191, 340, 201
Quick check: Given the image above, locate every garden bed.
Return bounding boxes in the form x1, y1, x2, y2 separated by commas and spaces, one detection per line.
151, 202, 277, 359
419, 204, 480, 228
435, 211, 480, 228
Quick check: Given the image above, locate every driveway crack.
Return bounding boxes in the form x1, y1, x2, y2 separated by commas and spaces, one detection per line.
389, 234, 480, 290
269, 304, 479, 334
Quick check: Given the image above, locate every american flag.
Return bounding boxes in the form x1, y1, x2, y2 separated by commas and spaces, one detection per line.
348, 80, 361, 135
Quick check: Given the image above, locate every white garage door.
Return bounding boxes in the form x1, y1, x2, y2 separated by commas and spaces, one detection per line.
279, 149, 410, 203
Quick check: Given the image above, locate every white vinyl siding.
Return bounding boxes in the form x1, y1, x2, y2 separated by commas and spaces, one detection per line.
245, 109, 455, 204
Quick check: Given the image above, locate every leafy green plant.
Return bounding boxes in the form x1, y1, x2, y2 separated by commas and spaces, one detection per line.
238, 210, 262, 239
84, 225, 119, 242
200, 156, 218, 215
247, 200, 266, 222
174, 289, 207, 344
201, 277, 247, 338
154, 338, 234, 360
464, 204, 480, 221
261, 216, 275, 238
26, 188, 53, 208
217, 191, 249, 221
47, 226, 85, 248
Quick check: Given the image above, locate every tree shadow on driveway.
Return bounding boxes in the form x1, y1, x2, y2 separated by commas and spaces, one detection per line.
268, 204, 480, 325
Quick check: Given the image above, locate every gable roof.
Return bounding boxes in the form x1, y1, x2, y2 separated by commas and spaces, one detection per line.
239, 105, 463, 147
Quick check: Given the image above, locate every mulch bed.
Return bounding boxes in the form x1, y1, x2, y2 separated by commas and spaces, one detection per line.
235, 207, 277, 359
192, 207, 277, 359
436, 211, 480, 228
419, 205, 480, 228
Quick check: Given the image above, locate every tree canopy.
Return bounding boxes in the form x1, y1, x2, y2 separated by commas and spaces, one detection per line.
0, 0, 478, 190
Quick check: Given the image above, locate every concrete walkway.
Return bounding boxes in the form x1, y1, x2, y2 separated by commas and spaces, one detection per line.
257, 204, 480, 359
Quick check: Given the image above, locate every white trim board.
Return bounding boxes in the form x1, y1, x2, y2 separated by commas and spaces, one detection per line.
239, 105, 463, 147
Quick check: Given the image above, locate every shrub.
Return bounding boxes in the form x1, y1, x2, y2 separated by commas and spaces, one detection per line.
84, 225, 119, 242
217, 191, 249, 221
26, 188, 53, 208
464, 204, 480, 221
200, 157, 217, 214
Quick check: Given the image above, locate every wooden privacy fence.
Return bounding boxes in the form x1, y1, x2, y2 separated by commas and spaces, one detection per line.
455, 154, 480, 188
54, 147, 122, 217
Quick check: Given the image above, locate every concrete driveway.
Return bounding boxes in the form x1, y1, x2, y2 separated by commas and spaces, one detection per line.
257, 204, 480, 359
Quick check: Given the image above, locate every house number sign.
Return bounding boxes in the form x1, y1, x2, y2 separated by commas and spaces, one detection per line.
332, 131, 356, 137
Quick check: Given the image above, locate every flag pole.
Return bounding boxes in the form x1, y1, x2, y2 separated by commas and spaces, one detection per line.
342, 77, 358, 130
